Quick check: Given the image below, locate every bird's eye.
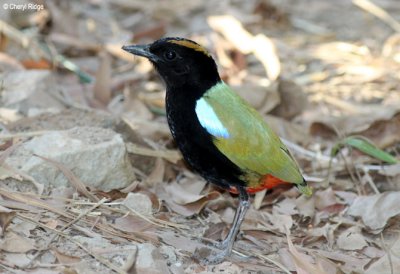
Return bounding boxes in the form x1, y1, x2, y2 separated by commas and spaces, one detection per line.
165, 51, 176, 60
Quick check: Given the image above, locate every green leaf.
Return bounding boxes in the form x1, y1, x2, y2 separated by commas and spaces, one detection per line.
331, 136, 398, 164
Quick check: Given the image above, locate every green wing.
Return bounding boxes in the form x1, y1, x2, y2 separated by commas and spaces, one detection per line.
201, 82, 307, 191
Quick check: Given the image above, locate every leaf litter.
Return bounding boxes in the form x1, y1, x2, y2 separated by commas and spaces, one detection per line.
0, 0, 400, 273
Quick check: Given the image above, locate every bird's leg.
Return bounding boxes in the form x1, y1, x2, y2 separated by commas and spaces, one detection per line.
215, 187, 249, 250
201, 187, 250, 264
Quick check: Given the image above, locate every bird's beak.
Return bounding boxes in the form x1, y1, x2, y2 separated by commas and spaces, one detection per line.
122, 44, 160, 62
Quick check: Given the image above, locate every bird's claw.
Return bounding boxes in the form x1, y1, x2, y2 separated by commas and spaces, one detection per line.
212, 239, 229, 250
195, 245, 251, 265
194, 246, 229, 265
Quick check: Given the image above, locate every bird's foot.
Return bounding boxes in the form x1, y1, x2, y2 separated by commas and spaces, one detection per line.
194, 246, 229, 265
194, 242, 251, 265
213, 239, 229, 250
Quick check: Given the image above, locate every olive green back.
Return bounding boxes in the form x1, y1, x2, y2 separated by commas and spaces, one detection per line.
202, 82, 305, 186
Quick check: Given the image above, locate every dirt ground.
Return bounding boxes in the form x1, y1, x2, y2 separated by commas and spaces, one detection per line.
1, 0, 400, 273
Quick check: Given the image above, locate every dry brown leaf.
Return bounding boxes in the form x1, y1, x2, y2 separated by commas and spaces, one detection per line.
120, 180, 140, 194
295, 194, 315, 218
158, 180, 220, 216
146, 158, 165, 185
271, 212, 293, 233
237, 206, 293, 233
314, 188, 338, 211
336, 227, 368, 251
164, 181, 208, 205
253, 189, 267, 210
159, 231, 203, 253
138, 190, 161, 212
365, 235, 400, 274
3, 252, 31, 268
164, 191, 221, 217
363, 246, 385, 259
208, 15, 281, 80
11, 221, 36, 238
45, 219, 59, 230
52, 248, 81, 264
348, 191, 400, 231
335, 191, 358, 205
95, 189, 128, 200
314, 256, 338, 274
114, 215, 154, 233
286, 232, 328, 274
0, 205, 15, 236
273, 198, 298, 215
309, 107, 400, 141
312, 249, 370, 273
233, 83, 280, 113
0, 231, 36, 253
306, 224, 331, 242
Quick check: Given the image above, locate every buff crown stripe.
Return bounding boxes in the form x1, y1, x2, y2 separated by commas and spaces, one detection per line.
168, 40, 211, 57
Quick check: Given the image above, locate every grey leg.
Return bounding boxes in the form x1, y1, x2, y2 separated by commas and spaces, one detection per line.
201, 187, 250, 264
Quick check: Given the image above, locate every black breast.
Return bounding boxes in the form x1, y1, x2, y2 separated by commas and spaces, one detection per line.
165, 87, 245, 190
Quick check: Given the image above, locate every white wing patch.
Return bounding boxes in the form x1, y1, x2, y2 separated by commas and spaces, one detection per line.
195, 98, 230, 138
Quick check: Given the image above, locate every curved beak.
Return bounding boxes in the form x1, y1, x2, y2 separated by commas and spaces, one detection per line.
122, 44, 160, 62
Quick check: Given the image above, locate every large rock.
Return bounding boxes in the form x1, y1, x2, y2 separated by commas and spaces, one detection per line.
6, 127, 135, 191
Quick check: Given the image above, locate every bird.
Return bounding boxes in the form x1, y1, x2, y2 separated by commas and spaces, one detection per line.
122, 37, 312, 264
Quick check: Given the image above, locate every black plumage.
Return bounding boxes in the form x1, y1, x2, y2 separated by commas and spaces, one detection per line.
122, 37, 310, 264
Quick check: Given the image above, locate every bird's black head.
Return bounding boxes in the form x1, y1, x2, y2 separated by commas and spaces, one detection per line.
122, 37, 221, 92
